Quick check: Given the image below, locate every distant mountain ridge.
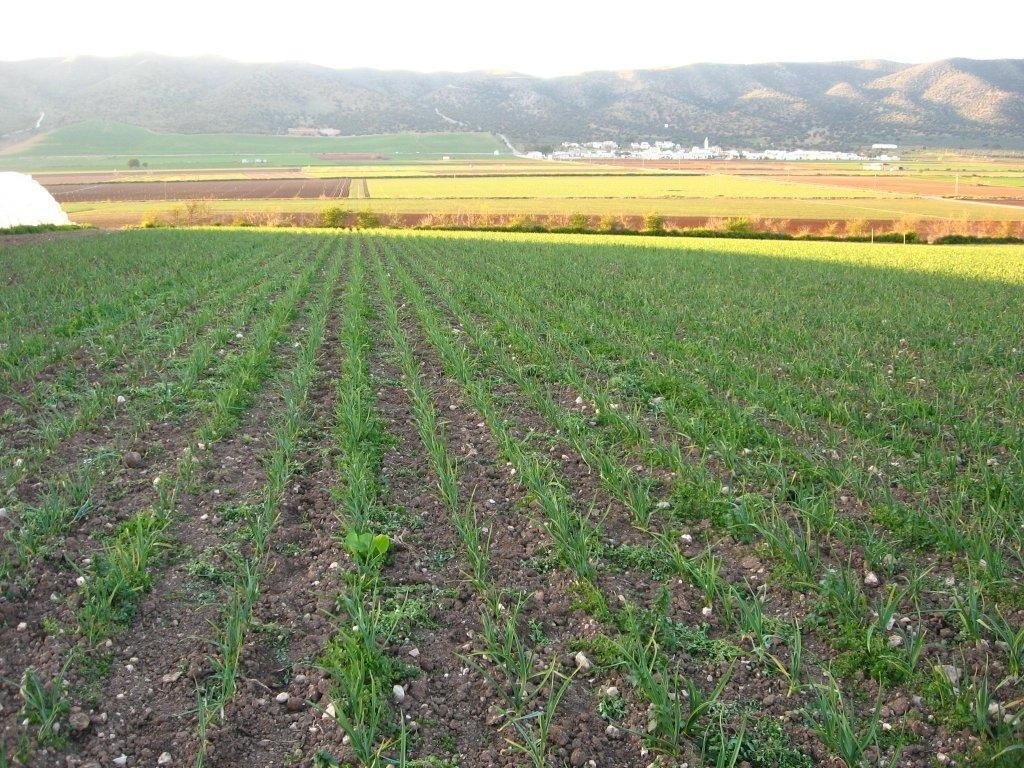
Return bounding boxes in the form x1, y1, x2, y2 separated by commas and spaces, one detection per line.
2, 54, 1023, 148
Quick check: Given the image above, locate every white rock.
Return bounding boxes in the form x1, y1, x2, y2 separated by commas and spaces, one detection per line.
408, 648, 420, 658
940, 665, 961, 686
701, 606, 713, 618
680, 534, 693, 544
16, 622, 27, 631
113, 755, 128, 767
392, 684, 405, 703
604, 686, 619, 697
116, 395, 126, 405
655, 501, 671, 510
863, 571, 880, 587
323, 702, 336, 720
158, 752, 172, 765
275, 691, 290, 704
888, 634, 903, 648
574, 652, 593, 672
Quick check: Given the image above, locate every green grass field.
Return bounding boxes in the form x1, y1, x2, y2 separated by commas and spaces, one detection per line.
0, 122, 506, 171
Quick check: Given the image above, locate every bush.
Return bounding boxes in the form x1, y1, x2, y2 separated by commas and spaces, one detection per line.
643, 213, 666, 235
355, 210, 381, 229
568, 213, 590, 233
320, 206, 350, 228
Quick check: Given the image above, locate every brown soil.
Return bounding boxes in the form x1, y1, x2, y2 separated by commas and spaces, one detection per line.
45, 178, 352, 203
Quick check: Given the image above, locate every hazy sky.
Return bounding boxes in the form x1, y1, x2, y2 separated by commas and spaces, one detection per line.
3, 0, 1019, 76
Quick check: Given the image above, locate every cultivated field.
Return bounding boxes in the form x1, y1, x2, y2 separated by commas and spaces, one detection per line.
1, 229, 1021, 768
0, 123, 506, 171
48, 178, 352, 203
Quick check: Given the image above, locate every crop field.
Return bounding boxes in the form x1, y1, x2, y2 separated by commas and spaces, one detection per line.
1, 228, 1022, 768
47, 178, 352, 203
0, 123, 506, 171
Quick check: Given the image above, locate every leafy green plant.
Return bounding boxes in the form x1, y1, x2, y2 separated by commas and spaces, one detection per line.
345, 530, 392, 568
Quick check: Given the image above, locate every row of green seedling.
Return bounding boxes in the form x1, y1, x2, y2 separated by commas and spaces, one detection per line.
194, 240, 344, 767
372, 250, 575, 767
0, 242, 309, 587
384, 242, 827, 764
318, 242, 407, 767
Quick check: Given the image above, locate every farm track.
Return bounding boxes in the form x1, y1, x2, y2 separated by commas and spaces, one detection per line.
1, 238, 334, 767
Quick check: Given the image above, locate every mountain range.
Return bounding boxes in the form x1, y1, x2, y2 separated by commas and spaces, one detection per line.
2, 54, 1023, 149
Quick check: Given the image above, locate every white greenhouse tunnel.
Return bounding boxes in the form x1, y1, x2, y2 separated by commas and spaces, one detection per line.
0, 172, 71, 229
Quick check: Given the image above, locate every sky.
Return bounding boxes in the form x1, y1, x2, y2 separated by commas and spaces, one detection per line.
2, 0, 1020, 77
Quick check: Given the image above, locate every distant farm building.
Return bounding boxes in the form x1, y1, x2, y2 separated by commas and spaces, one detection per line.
0, 172, 71, 229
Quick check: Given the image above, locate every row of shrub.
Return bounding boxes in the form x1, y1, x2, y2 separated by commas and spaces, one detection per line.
133, 204, 1023, 245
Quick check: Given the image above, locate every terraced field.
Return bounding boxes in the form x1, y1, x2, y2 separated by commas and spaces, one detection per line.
1, 230, 1022, 768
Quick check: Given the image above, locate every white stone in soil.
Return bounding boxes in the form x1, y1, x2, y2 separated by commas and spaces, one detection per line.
275, 691, 290, 704
392, 684, 405, 703
158, 752, 173, 765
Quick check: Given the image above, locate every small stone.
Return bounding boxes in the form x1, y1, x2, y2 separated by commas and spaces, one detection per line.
655, 501, 671, 510
604, 686, 619, 698
605, 724, 622, 739
123, 451, 145, 469
888, 634, 903, 648
16, 621, 27, 631
570, 748, 587, 767
888, 697, 910, 716
69, 711, 91, 732
158, 753, 172, 765
937, 754, 949, 765
113, 756, 128, 767
408, 648, 420, 658
275, 692, 290, 704
287, 696, 303, 712
940, 665, 960, 686
701, 606, 713, 618
116, 395, 126, 405
863, 571, 880, 587
574, 652, 592, 672
680, 533, 693, 544
392, 684, 405, 703
323, 702, 336, 720
161, 670, 182, 684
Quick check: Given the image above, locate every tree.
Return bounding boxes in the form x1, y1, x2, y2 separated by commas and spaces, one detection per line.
127, 158, 141, 169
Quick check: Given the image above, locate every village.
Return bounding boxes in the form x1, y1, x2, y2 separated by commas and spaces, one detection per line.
537, 138, 901, 163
